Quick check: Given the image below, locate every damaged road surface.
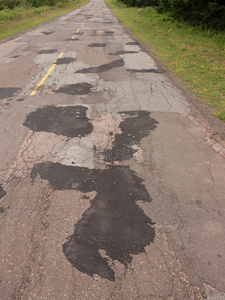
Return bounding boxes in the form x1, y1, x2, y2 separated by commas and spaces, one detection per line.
0, 0, 225, 299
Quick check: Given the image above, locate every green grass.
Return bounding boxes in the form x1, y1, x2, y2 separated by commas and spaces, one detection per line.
0, 0, 90, 40
105, 0, 225, 121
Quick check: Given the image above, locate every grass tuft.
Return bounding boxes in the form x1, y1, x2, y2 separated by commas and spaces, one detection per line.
0, 0, 89, 40
105, 0, 225, 121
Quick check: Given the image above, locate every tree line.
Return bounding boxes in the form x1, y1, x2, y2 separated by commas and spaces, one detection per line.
0, 0, 73, 10
119, 0, 225, 30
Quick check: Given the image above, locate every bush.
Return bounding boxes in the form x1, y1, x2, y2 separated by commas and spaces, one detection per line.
118, 0, 225, 30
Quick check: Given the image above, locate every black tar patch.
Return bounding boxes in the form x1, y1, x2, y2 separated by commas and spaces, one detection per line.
38, 50, 57, 54
56, 57, 75, 65
76, 59, 124, 74
104, 111, 158, 162
54, 83, 92, 95
31, 162, 155, 282
0, 185, 6, 199
23, 105, 93, 137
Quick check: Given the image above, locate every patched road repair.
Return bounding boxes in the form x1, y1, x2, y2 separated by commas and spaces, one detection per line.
0, 0, 225, 299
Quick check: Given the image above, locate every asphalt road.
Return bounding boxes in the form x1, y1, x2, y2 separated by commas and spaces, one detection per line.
0, 0, 225, 299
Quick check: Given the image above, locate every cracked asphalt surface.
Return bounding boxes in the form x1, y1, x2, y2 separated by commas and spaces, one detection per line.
0, 0, 225, 299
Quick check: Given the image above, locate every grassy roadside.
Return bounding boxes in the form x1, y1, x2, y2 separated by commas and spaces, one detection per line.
0, 0, 89, 41
105, 0, 225, 121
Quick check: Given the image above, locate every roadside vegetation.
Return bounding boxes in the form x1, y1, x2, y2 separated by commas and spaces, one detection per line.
105, 0, 225, 121
0, 0, 89, 40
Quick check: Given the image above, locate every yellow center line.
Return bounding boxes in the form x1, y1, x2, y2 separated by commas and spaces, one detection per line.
30, 18, 86, 96
81, 19, 86, 27
30, 52, 64, 96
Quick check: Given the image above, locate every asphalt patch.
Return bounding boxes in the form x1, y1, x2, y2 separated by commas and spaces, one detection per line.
0, 87, 21, 100
64, 38, 79, 41
42, 31, 53, 35
126, 42, 139, 45
56, 57, 75, 65
0, 207, 5, 213
104, 111, 158, 162
76, 59, 124, 74
0, 185, 6, 199
23, 105, 93, 137
104, 31, 114, 36
38, 50, 57, 54
88, 43, 106, 47
54, 83, 92, 95
31, 162, 155, 282
109, 51, 139, 55
127, 69, 165, 74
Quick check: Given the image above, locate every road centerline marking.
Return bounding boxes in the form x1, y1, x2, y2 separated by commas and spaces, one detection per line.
30, 52, 64, 96
30, 18, 86, 96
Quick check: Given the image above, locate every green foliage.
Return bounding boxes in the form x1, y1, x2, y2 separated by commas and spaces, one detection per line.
117, 0, 225, 30
0, 0, 78, 10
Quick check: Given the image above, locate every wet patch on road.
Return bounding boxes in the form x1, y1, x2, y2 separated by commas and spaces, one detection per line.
76, 59, 124, 73
38, 50, 57, 54
23, 105, 93, 137
88, 43, 106, 47
0, 185, 6, 199
104, 111, 158, 162
0, 87, 21, 100
56, 57, 75, 65
31, 162, 155, 282
127, 69, 165, 74
54, 83, 92, 95
109, 51, 139, 55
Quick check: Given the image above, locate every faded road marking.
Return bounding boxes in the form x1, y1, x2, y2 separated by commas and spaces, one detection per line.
30, 52, 64, 96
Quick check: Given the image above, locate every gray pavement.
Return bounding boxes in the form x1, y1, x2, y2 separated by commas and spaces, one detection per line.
0, 0, 225, 299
